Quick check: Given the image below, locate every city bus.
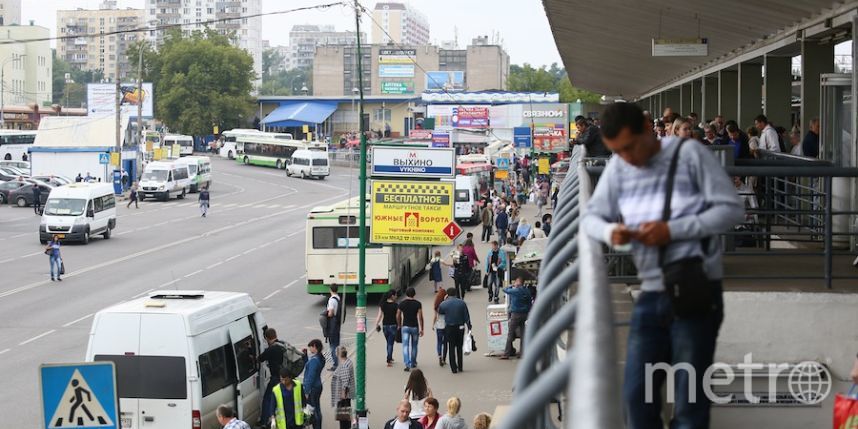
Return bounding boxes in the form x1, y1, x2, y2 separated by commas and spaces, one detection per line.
0, 130, 36, 161
164, 134, 194, 157
305, 197, 430, 295
220, 129, 293, 160
235, 134, 324, 169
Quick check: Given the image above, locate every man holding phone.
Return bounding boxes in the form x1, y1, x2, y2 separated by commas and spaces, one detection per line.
582, 103, 742, 429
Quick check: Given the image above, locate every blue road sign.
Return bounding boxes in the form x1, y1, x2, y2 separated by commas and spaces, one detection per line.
514, 127, 532, 148
40, 362, 119, 429
98, 153, 110, 165
496, 157, 511, 170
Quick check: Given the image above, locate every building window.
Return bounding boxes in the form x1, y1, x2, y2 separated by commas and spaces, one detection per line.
374, 108, 391, 122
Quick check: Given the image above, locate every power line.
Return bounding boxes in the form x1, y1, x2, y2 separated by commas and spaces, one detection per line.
0, 2, 347, 46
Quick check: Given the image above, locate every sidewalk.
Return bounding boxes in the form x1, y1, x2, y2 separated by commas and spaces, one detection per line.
322, 201, 546, 428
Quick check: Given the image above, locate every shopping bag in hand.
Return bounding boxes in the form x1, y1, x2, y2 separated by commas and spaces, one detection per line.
833, 385, 858, 429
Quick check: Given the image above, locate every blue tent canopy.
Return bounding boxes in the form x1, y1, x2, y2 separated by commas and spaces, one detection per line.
261, 101, 339, 127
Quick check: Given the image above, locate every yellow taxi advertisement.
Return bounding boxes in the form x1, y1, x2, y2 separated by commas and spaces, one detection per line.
370, 180, 457, 245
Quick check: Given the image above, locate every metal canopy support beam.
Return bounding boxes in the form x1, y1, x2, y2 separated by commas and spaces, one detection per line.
681, 83, 692, 115
801, 36, 835, 134
719, 70, 739, 123
739, 62, 763, 128
703, 75, 719, 122
764, 56, 793, 129
692, 79, 703, 117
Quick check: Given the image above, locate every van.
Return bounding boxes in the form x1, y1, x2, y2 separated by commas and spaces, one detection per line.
164, 134, 195, 157
140, 160, 191, 201
286, 149, 329, 179
175, 156, 212, 192
86, 291, 269, 429
40, 183, 117, 244
454, 175, 480, 224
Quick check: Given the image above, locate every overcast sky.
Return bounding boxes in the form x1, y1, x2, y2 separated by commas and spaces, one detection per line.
23, 0, 563, 67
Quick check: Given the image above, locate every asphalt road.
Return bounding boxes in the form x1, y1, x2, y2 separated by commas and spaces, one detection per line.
0, 156, 361, 427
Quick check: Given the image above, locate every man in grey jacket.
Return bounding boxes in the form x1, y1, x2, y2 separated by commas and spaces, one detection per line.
582, 103, 743, 429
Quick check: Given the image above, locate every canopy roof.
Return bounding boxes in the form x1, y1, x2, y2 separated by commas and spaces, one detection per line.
261, 101, 338, 127
543, 0, 846, 97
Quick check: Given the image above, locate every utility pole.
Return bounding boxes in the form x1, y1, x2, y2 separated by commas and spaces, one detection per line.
354, 0, 369, 424
137, 43, 144, 172
115, 52, 122, 185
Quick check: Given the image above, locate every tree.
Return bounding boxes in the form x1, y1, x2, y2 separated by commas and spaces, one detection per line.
128, 28, 256, 135
507, 63, 601, 104
261, 48, 285, 81
258, 68, 312, 96
52, 51, 105, 107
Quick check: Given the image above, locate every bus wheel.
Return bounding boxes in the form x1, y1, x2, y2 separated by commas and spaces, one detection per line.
243, 156, 250, 165
276, 160, 282, 169
3, 154, 9, 160
228, 151, 234, 159
301, 171, 306, 180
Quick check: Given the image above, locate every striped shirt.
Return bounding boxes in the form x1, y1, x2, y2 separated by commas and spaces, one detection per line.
583, 137, 744, 291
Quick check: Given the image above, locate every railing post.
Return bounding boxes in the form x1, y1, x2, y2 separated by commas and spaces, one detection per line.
824, 175, 833, 289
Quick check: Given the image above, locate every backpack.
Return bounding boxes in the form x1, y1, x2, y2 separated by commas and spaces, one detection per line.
273, 342, 306, 378
319, 296, 342, 337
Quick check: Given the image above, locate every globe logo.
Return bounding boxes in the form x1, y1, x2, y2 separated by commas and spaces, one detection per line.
788, 361, 831, 405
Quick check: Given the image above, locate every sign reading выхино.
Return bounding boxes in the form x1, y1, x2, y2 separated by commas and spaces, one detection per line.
370, 146, 456, 178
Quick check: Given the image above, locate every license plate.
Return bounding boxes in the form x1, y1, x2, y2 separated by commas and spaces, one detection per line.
121, 418, 132, 428
57, 234, 65, 239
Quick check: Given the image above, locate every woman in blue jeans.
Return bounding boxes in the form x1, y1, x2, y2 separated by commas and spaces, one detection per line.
302, 339, 325, 429
432, 289, 448, 367
374, 290, 399, 366
397, 287, 424, 371
46, 235, 63, 281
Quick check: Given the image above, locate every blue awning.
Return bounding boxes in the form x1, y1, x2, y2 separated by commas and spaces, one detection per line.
261, 101, 338, 127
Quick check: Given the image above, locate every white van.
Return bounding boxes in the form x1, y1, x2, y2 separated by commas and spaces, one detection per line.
286, 149, 329, 179
86, 291, 269, 429
175, 156, 212, 193
454, 175, 480, 224
40, 183, 117, 244
164, 134, 194, 157
140, 160, 191, 201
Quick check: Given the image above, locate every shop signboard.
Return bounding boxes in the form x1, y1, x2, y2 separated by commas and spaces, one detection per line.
431, 132, 450, 148
379, 48, 416, 64
379, 64, 415, 78
513, 127, 532, 148
452, 106, 489, 128
408, 129, 432, 139
381, 81, 413, 94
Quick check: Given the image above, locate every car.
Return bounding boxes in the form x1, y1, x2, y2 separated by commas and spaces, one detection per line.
32, 175, 72, 187
1, 165, 28, 176
0, 180, 30, 204
0, 160, 29, 170
7, 182, 53, 208
0, 167, 27, 180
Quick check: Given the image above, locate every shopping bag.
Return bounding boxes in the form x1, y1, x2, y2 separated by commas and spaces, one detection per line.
833, 385, 858, 429
394, 327, 402, 343
60, 261, 65, 275
470, 269, 482, 286
335, 399, 352, 421
463, 328, 474, 355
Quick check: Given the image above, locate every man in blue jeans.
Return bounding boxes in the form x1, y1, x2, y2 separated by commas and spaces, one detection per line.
396, 287, 423, 371
582, 103, 742, 429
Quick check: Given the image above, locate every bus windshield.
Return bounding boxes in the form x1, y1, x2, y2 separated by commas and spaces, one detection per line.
44, 198, 87, 216
142, 170, 169, 181
313, 226, 371, 249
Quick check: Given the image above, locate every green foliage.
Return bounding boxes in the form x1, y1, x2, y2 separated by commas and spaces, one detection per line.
507, 62, 601, 104
258, 48, 312, 96
51, 51, 105, 108
127, 28, 256, 136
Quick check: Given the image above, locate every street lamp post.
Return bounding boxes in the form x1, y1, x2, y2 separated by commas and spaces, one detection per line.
1, 54, 26, 129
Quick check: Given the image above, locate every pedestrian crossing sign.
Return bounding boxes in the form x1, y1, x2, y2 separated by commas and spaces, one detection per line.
40, 362, 119, 429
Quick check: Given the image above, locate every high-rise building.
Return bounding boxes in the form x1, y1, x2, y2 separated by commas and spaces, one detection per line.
0, 0, 21, 26
57, 1, 145, 82
371, 2, 429, 46
0, 24, 52, 110
283, 25, 366, 71
146, 0, 262, 85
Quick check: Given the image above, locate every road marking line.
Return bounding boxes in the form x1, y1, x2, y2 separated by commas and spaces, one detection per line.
20, 251, 41, 258
223, 203, 237, 207
206, 261, 224, 269
252, 205, 265, 209
153, 221, 168, 227
11, 232, 28, 238
0, 193, 348, 300
0, 348, 9, 355
239, 204, 253, 208
224, 255, 241, 262
159, 279, 181, 288
273, 236, 287, 243
184, 269, 203, 278
62, 313, 94, 328
242, 247, 257, 255
131, 288, 155, 299
282, 279, 299, 289
262, 289, 280, 300
287, 229, 305, 237
115, 230, 132, 236
0, 258, 14, 264
258, 242, 272, 249
19, 329, 56, 346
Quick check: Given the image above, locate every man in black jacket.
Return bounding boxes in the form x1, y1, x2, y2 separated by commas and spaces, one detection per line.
575, 117, 610, 157
257, 328, 286, 426
383, 400, 424, 429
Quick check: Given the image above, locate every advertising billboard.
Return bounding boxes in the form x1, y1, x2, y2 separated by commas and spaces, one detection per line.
370, 180, 456, 245
381, 81, 413, 94
451, 106, 489, 128
378, 48, 416, 64
87, 83, 154, 118
425, 71, 465, 91
379, 64, 415, 78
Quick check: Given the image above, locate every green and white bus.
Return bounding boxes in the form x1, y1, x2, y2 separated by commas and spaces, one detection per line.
234, 135, 325, 169
220, 129, 292, 160
305, 197, 430, 295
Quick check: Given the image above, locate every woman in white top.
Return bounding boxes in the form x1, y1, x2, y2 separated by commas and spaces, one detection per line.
403, 369, 433, 419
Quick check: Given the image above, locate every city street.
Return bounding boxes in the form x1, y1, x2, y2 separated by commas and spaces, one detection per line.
0, 157, 357, 427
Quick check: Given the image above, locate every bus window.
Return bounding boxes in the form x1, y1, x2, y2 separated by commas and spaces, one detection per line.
312, 226, 376, 249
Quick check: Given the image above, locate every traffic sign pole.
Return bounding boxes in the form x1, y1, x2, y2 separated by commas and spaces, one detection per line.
354, 0, 368, 423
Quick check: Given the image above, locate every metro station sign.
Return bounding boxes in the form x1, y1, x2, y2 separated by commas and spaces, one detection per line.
370, 146, 456, 178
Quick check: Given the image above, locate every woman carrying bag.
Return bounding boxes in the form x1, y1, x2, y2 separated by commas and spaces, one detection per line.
330, 347, 354, 429
45, 234, 63, 282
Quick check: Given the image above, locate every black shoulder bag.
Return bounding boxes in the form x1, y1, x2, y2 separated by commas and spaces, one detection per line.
660, 139, 713, 319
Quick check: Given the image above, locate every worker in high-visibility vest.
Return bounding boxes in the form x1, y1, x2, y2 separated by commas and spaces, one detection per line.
269, 367, 304, 429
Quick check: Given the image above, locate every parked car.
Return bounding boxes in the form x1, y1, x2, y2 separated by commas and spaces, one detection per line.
2, 166, 29, 176
0, 160, 29, 170
0, 167, 27, 180
32, 175, 72, 187
0, 180, 30, 204
8, 182, 53, 208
